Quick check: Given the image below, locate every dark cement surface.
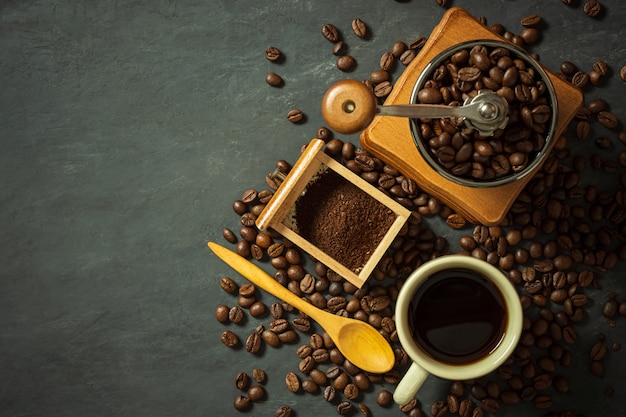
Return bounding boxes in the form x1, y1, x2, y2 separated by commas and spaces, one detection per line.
1, 1, 625, 416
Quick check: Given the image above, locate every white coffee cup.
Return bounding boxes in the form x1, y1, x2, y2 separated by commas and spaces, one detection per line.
393, 255, 523, 406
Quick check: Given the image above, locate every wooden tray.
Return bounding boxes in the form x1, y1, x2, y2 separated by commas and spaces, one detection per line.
256, 139, 411, 288
360, 7, 584, 226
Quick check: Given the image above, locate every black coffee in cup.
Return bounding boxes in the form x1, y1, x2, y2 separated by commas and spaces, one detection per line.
408, 268, 507, 364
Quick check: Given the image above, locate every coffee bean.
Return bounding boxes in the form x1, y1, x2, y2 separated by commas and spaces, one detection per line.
285, 371, 300, 392
380, 51, 395, 71
446, 213, 466, 229
221, 330, 239, 347
521, 14, 542, 27
322, 24, 339, 42
265, 46, 281, 61
248, 385, 265, 401
220, 276, 238, 294
374, 81, 392, 97
400, 49, 416, 65
292, 317, 311, 332
245, 332, 261, 353
234, 395, 251, 411
266, 72, 284, 87
323, 385, 336, 402
235, 371, 250, 390
480, 398, 500, 414
620, 65, 626, 82
275, 405, 292, 417
447, 394, 460, 413
376, 389, 392, 407
409, 36, 427, 50
431, 400, 448, 417
602, 298, 618, 318
572, 71, 589, 88
459, 399, 474, 417
533, 394, 552, 409
597, 111, 619, 129
351, 18, 367, 38
250, 368, 265, 384
337, 401, 353, 415
261, 329, 280, 347
560, 61, 577, 75
215, 305, 229, 323
287, 109, 304, 123
583, 0, 602, 17
337, 55, 356, 72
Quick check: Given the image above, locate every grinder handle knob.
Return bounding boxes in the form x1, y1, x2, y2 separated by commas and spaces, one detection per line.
321, 80, 377, 135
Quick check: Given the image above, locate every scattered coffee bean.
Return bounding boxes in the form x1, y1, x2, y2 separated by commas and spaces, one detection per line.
234, 395, 251, 411
287, 109, 304, 123
337, 55, 356, 72
266, 72, 284, 87
322, 24, 339, 42
265, 46, 281, 61
220, 276, 238, 294
221, 330, 239, 347
275, 405, 292, 417
351, 18, 367, 38
583, 0, 602, 17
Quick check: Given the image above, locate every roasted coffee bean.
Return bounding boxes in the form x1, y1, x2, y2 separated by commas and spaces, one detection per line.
351, 18, 367, 38
400, 398, 418, 413
376, 389, 393, 407
275, 405, 292, 417
285, 372, 300, 392
621, 65, 626, 82
337, 401, 354, 415
302, 379, 319, 394
322, 24, 339, 42
261, 329, 280, 347
234, 395, 251, 411
337, 55, 356, 72
533, 394, 552, 409
590, 360, 604, 376
265, 71, 284, 87
292, 317, 311, 332
447, 394, 460, 413
344, 383, 359, 400
571, 71, 589, 88
248, 385, 265, 402
323, 385, 336, 402
590, 342, 607, 360
221, 330, 239, 347
287, 109, 303, 123
220, 276, 238, 294
265, 46, 281, 61
389, 40, 407, 58
481, 398, 500, 414
245, 332, 261, 353
251, 368, 266, 383
583, 0, 602, 17
521, 13, 542, 27
400, 49, 416, 65
602, 298, 618, 318
598, 111, 619, 129
431, 400, 448, 417
215, 305, 229, 323
459, 399, 474, 417
235, 371, 250, 390
223, 228, 237, 244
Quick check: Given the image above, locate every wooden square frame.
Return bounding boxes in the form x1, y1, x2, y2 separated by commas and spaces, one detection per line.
256, 139, 411, 288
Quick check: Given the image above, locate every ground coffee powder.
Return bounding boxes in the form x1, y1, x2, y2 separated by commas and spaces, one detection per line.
294, 168, 395, 273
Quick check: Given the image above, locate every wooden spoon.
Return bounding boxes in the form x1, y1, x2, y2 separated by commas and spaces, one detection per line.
208, 242, 395, 374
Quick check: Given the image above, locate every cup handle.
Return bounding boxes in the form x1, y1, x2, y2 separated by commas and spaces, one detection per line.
393, 361, 429, 405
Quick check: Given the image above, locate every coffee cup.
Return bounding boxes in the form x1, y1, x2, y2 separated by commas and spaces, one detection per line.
393, 254, 523, 405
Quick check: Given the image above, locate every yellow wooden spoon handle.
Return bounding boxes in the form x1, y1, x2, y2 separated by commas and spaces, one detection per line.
208, 242, 321, 319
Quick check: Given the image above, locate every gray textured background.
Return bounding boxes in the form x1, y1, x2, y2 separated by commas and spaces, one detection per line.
1, 1, 625, 416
